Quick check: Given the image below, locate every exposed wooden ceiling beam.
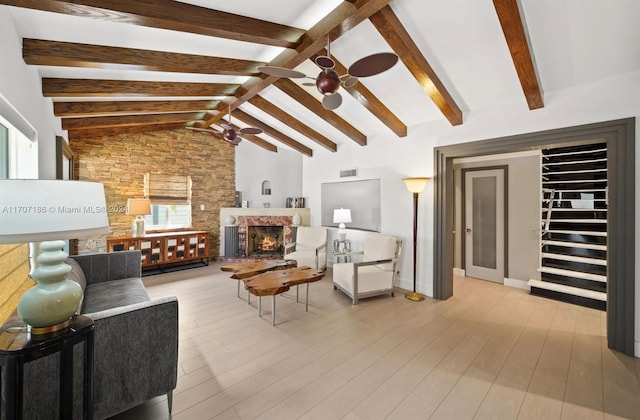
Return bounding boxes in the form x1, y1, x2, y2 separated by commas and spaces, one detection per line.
492, 0, 544, 110
231, 109, 313, 157
42, 78, 239, 97
62, 112, 203, 130
200, 0, 394, 127
0, 0, 305, 48
67, 122, 186, 139
248, 95, 337, 153
310, 49, 407, 137
23, 39, 265, 76
274, 79, 367, 146
239, 135, 279, 153
53, 100, 220, 117
188, 127, 278, 153
369, 6, 463, 126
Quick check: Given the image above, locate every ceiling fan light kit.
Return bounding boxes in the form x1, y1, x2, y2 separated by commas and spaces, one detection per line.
223, 127, 239, 143
316, 69, 341, 95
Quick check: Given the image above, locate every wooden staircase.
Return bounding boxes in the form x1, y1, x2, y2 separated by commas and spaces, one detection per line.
528, 143, 607, 310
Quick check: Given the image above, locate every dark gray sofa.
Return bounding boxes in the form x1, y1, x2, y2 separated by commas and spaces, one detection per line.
20, 250, 179, 419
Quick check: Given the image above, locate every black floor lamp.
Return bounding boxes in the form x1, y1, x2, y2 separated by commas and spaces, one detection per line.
403, 177, 430, 301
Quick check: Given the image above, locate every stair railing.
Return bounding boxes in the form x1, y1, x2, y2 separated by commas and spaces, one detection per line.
542, 188, 557, 235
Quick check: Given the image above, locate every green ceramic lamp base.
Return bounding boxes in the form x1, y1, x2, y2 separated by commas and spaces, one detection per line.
17, 240, 81, 333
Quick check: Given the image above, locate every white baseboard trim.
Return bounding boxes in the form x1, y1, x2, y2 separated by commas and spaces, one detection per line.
453, 268, 465, 277
504, 277, 531, 291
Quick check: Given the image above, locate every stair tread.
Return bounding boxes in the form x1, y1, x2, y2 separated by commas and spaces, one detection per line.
538, 267, 607, 282
543, 168, 607, 175
543, 179, 607, 184
545, 230, 607, 237
544, 158, 607, 166
548, 219, 607, 223
542, 240, 607, 251
542, 208, 607, 211
543, 148, 607, 158
541, 252, 606, 266
528, 279, 607, 301
548, 189, 608, 193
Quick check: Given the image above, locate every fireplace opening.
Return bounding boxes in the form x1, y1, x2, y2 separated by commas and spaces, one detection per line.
247, 225, 284, 256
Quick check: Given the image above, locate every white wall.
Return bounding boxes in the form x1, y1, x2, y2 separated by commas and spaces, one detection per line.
0, 12, 61, 179
235, 142, 303, 208
302, 70, 640, 355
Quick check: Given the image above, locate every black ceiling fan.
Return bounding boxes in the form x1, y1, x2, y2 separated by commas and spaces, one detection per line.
258, 37, 398, 110
188, 105, 262, 145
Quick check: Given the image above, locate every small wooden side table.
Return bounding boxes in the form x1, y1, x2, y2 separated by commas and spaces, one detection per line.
0, 315, 95, 420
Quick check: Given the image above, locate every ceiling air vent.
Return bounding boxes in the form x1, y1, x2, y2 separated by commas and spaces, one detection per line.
340, 168, 358, 178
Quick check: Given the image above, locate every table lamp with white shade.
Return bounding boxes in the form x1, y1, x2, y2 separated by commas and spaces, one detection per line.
126, 198, 151, 237
333, 208, 352, 241
0, 180, 110, 333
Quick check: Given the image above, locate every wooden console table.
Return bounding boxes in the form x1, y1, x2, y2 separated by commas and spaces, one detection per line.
107, 230, 209, 270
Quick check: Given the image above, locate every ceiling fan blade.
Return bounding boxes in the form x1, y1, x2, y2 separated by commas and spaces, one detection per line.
186, 127, 218, 133
315, 34, 336, 70
342, 75, 359, 89
302, 82, 316, 86
322, 92, 342, 110
239, 127, 263, 135
314, 55, 335, 70
348, 52, 399, 78
186, 127, 224, 139
258, 66, 307, 78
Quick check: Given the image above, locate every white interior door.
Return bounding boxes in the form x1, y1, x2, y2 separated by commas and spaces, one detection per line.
465, 169, 505, 283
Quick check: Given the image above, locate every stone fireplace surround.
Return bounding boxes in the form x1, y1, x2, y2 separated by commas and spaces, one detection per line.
219, 208, 311, 258
238, 216, 291, 257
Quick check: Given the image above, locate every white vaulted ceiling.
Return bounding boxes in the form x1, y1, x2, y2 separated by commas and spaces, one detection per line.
2, 0, 639, 157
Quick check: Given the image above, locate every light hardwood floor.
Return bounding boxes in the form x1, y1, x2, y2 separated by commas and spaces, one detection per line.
111, 263, 640, 420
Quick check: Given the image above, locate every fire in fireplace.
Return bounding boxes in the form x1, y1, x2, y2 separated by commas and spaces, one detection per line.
247, 225, 284, 256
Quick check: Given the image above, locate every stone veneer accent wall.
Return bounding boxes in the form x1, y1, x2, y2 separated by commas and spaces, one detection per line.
0, 244, 33, 324
70, 129, 235, 256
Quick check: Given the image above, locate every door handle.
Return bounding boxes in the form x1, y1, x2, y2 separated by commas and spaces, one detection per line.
466, 228, 472, 233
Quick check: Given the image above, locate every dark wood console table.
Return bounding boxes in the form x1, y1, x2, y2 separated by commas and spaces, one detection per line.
0, 315, 94, 419
107, 230, 209, 271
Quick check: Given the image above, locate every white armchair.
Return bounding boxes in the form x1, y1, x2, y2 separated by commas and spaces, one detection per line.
284, 226, 328, 270
332, 233, 402, 304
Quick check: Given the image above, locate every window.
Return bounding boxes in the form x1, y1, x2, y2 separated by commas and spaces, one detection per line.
0, 123, 7, 179
0, 113, 37, 179
144, 173, 192, 230
147, 204, 191, 229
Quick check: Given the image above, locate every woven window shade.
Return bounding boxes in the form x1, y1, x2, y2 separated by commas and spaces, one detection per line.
145, 173, 191, 203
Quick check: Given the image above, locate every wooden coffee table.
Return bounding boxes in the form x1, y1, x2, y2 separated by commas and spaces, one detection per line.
221, 259, 296, 302
243, 266, 324, 325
